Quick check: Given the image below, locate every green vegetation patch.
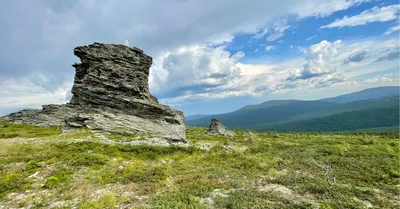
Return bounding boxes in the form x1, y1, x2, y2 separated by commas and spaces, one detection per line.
107, 132, 147, 141
78, 193, 117, 209
0, 124, 399, 208
0, 119, 62, 138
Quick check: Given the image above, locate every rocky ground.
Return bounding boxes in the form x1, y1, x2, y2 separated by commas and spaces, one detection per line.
0, 120, 399, 209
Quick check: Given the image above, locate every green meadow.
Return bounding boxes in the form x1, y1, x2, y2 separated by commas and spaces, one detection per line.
0, 120, 399, 208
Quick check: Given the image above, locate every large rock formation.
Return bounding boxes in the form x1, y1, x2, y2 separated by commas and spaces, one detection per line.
207, 118, 234, 136
2, 43, 187, 144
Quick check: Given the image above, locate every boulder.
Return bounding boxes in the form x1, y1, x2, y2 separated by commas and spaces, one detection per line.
2, 43, 187, 144
207, 118, 234, 136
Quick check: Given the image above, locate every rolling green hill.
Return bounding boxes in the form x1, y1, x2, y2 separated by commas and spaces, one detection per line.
186, 95, 400, 131
283, 94, 400, 122
186, 100, 335, 128
256, 106, 399, 132
321, 86, 399, 103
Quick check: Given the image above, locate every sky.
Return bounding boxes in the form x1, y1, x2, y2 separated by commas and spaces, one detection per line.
0, 0, 399, 116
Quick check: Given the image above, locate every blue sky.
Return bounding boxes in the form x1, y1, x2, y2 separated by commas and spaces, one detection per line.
227, 0, 398, 60
0, 0, 399, 116
229, 1, 397, 53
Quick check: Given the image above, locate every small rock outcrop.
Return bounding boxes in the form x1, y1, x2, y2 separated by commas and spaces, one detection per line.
2, 43, 187, 144
207, 118, 234, 136
2, 104, 69, 127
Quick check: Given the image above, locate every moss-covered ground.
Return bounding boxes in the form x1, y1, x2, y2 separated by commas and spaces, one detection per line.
0, 120, 399, 208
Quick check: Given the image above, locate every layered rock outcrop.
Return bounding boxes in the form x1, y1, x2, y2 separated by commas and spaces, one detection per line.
207, 118, 234, 136
2, 43, 187, 144
2, 104, 70, 127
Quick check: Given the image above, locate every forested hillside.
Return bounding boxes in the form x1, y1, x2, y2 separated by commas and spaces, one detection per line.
186, 87, 400, 133
186, 95, 399, 131
256, 106, 399, 132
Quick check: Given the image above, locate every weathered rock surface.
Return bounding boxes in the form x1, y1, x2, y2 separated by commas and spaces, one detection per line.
2, 105, 71, 127
207, 118, 234, 136
2, 42, 187, 143
69, 43, 158, 107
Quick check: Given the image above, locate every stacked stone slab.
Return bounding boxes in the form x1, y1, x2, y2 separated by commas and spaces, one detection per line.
207, 118, 234, 136
2, 43, 187, 144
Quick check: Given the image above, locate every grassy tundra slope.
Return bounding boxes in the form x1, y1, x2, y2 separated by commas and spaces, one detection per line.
0, 120, 399, 208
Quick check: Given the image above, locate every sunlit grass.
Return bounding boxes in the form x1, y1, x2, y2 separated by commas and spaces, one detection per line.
0, 123, 398, 208
0, 119, 62, 138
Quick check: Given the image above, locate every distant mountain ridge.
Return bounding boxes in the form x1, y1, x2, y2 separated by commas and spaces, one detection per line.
185, 114, 212, 121
258, 105, 399, 132
320, 86, 399, 103
186, 86, 400, 132
187, 100, 335, 127
236, 100, 298, 112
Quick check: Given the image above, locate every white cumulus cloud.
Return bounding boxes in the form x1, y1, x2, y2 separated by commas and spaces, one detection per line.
158, 36, 400, 106
150, 46, 244, 96
288, 40, 342, 80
